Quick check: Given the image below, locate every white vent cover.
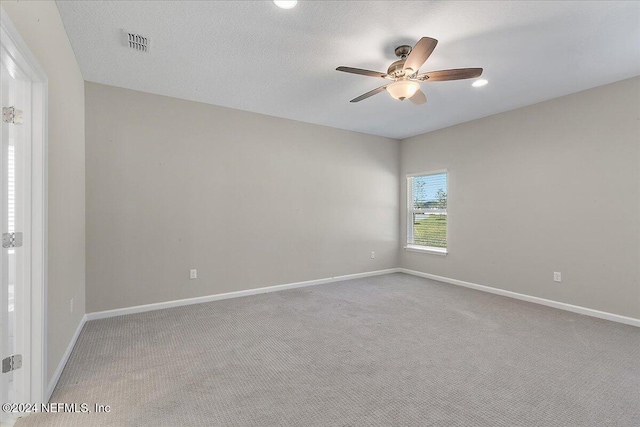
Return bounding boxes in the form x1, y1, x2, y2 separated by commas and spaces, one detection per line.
124, 31, 149, 52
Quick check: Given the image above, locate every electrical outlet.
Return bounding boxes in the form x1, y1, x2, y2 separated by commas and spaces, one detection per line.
70, 298, 74, 313
190, 269, 197, 280
553, 272, 562, 283
370, 251, 375, 259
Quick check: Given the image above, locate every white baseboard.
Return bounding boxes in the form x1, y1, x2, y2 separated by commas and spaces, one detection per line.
399, 268, 640, 327
46, 314, 87, 401
85, 268, 401, 321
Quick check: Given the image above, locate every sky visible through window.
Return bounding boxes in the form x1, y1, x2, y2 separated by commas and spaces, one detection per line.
413, 173, 447, 204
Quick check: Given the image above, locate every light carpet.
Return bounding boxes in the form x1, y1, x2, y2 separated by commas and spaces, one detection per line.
15, 273, 640, 426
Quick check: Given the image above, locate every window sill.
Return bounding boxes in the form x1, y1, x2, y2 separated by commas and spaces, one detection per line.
404, 245, 448, 256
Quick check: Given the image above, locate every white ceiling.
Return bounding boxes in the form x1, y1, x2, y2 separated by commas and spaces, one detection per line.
57, 1, 640, 139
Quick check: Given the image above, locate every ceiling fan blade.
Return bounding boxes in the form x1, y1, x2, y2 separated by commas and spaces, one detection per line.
336, 66, 387, 79
350, 85, 387, 103
409, 89, 427, 105
403, 37, 438, 74
418, 68, 483, 82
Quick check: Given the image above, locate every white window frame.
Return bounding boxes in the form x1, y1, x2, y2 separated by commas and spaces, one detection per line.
405, 169, 448, 256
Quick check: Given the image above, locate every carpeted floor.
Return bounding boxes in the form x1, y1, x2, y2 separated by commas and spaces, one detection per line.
15, 273, 640, 426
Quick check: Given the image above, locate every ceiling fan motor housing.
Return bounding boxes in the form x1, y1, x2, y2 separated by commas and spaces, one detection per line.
387, 60, 407, 78
388, 45, 415, 78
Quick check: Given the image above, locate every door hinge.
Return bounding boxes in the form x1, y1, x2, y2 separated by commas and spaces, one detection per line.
2, 232, 23, 248
2, 106, 23, 125
2, 354, 22, 373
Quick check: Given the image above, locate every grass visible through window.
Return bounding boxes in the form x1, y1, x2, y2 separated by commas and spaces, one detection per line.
413, 215, 447, 248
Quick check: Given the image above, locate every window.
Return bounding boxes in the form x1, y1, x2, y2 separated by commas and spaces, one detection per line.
406, 171, 448, 254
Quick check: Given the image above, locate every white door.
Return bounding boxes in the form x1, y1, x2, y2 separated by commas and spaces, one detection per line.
1, 34, 32, 426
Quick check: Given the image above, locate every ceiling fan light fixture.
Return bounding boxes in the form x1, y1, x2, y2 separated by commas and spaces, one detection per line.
273, 0, 297, 9
472, 79, 488, 87
387, 80, 420, 101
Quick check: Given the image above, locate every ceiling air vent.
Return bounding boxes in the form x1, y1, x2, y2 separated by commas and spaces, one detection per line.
124, 31, 149, 52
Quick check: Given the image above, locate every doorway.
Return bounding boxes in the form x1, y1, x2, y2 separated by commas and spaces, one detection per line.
0, 9, 47, 426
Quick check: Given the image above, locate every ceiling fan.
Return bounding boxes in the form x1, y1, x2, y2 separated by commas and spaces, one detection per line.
336, 37, 483, 104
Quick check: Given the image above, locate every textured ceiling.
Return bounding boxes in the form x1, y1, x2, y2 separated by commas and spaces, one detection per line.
57, 1, 640, 139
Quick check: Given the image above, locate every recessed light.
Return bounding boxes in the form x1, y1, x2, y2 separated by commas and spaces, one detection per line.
274, 0, 297, 9
472, 79, 488, 88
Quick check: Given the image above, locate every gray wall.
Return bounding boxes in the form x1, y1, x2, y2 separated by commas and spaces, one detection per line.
400, 77, 640, 319
3, 1, 86, 383
85, 82, 399, 313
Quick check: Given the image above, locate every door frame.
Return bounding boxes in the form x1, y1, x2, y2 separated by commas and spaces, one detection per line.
1, 7, 48, 405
